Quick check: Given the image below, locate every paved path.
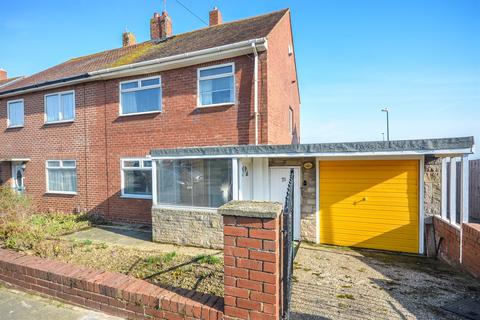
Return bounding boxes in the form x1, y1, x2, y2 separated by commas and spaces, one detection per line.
0, 286, 121, 320
63, 225, 220, 256
290, 243, 480, 320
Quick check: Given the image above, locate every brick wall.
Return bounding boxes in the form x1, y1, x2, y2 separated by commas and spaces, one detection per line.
0, 53, 286, 224
462, 223, 480, 278
0, 249, 223, 320
220, 201, 283, 320
426, 216, 479, 279
266, 10, 301, 145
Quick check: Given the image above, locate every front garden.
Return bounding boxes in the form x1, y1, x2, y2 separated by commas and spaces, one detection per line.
0, 187, 223, 296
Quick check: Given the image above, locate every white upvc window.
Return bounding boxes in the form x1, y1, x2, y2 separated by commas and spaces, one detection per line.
46, 160, 77, 194
45, 91, 75, 124
7, 99, 24, 128
119, 76, 162, 116
197, 63, 235, 107
121, 159, 153, 199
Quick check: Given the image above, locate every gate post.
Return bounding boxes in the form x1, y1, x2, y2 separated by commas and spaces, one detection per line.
220, 201, 283, 320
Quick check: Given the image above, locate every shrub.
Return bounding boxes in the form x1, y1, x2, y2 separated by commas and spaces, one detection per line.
0, 187, 34, 224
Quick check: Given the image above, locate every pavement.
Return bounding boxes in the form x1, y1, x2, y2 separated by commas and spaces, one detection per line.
290, 243, 480, 320
0, 285, 122, 320
63, 225, 220, 256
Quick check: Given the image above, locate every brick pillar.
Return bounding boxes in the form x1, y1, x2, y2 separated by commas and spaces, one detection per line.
219, 201, 283, 320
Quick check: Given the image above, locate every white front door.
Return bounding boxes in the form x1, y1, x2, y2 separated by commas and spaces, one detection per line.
12, 162, 25, 193
269, 167, 301, 240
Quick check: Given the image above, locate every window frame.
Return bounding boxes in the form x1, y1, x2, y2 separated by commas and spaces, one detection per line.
120, 158, 153, 199
45, 160, 77, 195
118, 76, 162, 116
155, 158, 234, 209
7, 99, 24, 128
44, 90, 76, 124
197, 62, 236, 108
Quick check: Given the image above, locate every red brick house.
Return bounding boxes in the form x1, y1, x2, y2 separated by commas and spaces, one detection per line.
0, 8, 300, 225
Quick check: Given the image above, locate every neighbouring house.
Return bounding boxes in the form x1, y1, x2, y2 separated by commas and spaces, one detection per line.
0, 8, 477, 259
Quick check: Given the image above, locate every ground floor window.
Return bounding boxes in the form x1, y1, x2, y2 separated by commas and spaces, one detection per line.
157, 159, 232, 208
46, 160, 77, 193
121, 159, 152, 198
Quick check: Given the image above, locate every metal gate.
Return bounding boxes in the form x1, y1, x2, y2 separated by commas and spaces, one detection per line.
281, 169, 298, 320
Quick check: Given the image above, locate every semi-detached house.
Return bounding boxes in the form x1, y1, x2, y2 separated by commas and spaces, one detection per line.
0, 7, 475, 255
0, 8, 300, 224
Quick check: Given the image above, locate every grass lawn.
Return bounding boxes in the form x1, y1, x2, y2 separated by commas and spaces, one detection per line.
0, 192, 223, 297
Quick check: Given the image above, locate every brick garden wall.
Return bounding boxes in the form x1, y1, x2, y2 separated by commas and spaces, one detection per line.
462, 223, 480, 278
0, 249, 223, 320
427, 216, 480, 278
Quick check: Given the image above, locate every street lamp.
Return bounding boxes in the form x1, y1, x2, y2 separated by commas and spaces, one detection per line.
381, 132, 385, 142
381, 108, 390, 141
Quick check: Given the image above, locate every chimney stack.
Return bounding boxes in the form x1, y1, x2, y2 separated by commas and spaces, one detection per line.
122, 31, 136, 47
209, 7, 222, 26
0, 69, 6, 80
150, 11, 172, 41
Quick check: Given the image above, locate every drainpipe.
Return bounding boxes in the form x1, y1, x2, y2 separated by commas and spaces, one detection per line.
252, 43, 259, 145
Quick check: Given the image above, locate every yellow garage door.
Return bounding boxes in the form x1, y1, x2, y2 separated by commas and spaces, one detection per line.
319, 160, 419, 253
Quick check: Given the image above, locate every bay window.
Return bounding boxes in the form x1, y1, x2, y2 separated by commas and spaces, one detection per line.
198, 63, 235, 107
157, 159, 232, 208
121, 159, 152, 198
120, 77, 162, 115
46, 160, 77, 193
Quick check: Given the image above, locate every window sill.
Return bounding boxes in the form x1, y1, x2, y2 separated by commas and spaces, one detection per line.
45, 191, 77, 196
195, 102, 235, 109
119, 110, 162, 117
6, 125, 24, 129
152, 204, 218, 212
44, 119, 75, 125
120, 195, 153, 200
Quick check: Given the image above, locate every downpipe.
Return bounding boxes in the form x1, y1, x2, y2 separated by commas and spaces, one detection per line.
252, 43, 259, 145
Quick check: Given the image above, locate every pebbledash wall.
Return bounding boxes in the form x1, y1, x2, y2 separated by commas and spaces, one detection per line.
0, 200, 285, 320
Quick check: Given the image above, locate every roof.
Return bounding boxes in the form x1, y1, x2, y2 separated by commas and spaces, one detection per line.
0, 9, 288, 95
0, 76, 22, 88
150, 136, 475, 158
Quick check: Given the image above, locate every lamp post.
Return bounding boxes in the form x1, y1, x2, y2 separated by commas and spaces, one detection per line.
381, 132, 385, 142
381, 108, 389, 141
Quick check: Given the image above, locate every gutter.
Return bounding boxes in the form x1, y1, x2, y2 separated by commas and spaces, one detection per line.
0, 38, 268, 98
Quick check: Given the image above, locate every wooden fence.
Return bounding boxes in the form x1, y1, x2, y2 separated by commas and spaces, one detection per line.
470, 159, 480, 221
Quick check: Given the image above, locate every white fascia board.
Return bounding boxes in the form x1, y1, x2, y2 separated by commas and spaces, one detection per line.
0, 38, 267, 98
150, 148, 473, 160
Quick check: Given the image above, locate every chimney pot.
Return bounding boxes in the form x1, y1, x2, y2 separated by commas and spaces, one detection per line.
122, 32, 136, 47
150, 10, 172, 41
0, 69, 6, 80
209, 7, 222, 26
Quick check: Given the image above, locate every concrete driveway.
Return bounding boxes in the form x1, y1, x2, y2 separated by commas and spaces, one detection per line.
290, 243, 480, 320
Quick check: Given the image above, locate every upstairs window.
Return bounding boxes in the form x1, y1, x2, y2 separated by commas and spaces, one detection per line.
120, 77, 162, 115
45, 91, 75, 123
198, 63, 235, 107
7, 99, 24, 128
121, 159, 152, 198
46, 160, 77, 194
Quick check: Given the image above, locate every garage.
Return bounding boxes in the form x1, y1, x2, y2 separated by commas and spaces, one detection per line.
319, 160, 420, 253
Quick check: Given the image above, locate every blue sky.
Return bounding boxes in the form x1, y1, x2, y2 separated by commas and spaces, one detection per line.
1, 0, 479, 153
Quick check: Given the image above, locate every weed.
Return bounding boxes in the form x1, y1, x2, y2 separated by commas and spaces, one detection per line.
144, 252, 177, 265
195, 254, 221, 265
337, 294, 355, 300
